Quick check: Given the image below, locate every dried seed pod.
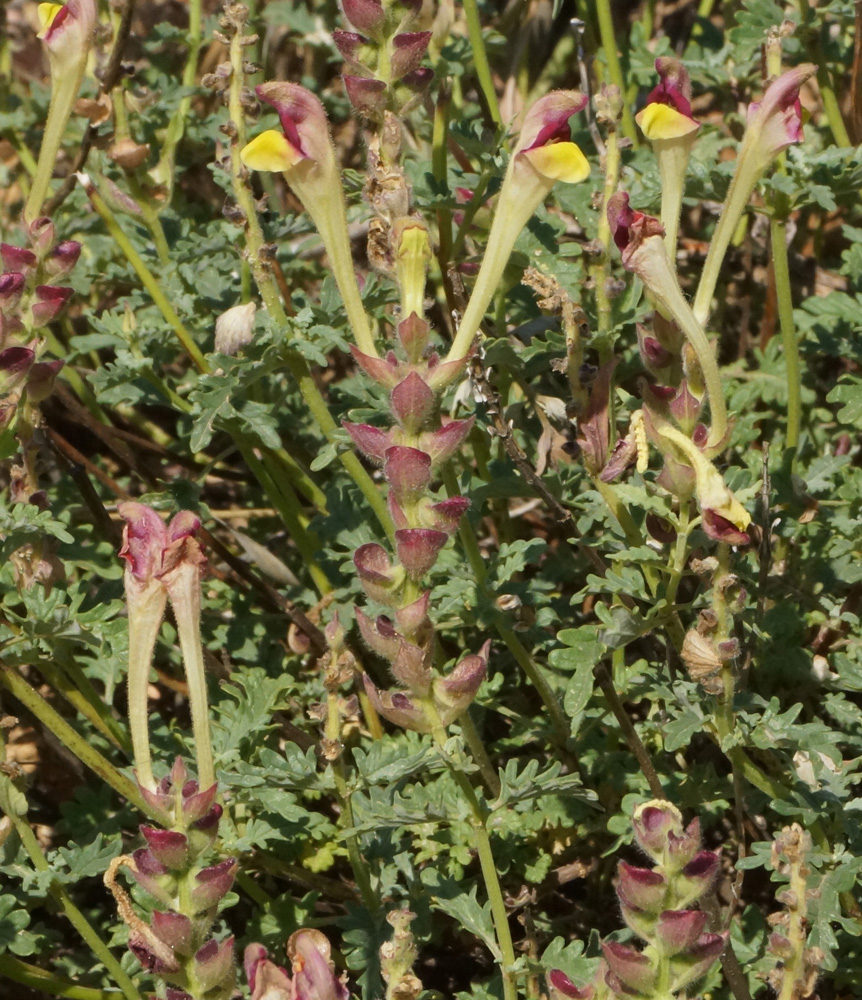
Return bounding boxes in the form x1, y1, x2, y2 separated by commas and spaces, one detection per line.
681, 629, 722, 693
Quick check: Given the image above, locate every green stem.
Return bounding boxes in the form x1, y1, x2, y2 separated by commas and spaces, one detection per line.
431, 727, 516, 1000
0, 954, 121, 1000
326, 693, 379, 912
39, 655, 129, 752
459, 709, 501, 798
593, 663, 665, 799
432, 84, 453, 277
444, 468, 570, 748
151, 0, 203, 198
0, 661, 151, 816
770, 215, 801, 465
127, 173, 172, 266
594, 0, 637, 143
0, 780, 142, 1000
239, 441, 331, 594
79, 178, 209, 372
661, 500, 692, 651
646, 254, 728, 450
461, 0, 502, 128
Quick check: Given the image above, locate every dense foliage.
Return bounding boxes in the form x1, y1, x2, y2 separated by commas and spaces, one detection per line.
1, 1, 861, 998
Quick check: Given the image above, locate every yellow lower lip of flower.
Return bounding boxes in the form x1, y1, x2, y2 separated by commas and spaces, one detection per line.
636, 102, 699, 141
522, 142, 590, 184
717, 496, 751, 531
37, 2, 64, 34
240, 129, 304, 172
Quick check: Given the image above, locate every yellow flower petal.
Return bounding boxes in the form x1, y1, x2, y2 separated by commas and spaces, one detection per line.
240, 130, 303, 173
636, 103, 699, 141
37, 2, 64, 33
522, 142, 590, 184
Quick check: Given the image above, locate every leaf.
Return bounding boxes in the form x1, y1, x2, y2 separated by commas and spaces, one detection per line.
420, 872, 501, 960
827, 376, 862, 426
663, 709, 706, 752
551, 626, 603, 723
595, 603, 652, 649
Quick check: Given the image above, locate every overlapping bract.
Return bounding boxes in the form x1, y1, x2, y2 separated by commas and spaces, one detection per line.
345, 313, 487, 733
549, 801, 725, 999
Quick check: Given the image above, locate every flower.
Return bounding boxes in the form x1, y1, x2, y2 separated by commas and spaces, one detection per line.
645, 418, 751, 544
241, 82, 376, 357
635, 58, 700, 258
692, 64, 815, 325
288, 929, 350, 1000
445, 92, 590, 365
118, 504, 210, 790
635, 58, 699, 142
27, 0, 97, 220
37, 0, 97, 70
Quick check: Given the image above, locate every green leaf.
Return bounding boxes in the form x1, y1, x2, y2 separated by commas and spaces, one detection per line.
827, 376, 862, 426
550, 626, 603, 723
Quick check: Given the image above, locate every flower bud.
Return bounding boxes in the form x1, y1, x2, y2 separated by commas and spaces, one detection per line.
547, 969, 595, 1000
655, 909, 707, 956
193, 936, 235, 994
431, 641, 488, 725
391, 639, 433, 693
0, 273, 26, 313
190, 857, 237, 913
616, 861, 667, 913
390, 372, 435, 433
340, 0, 385, 37
601, 941, 656, 993
140, 826, 190, 870
354, 543, 404, 606
43, 240, 82, 278
668, 932, 727, 991
152, 911, 194, 955
384, 446, 432, 507
362, 676, 428, 732
26, 359, 64, 403
31, 285, 73, 325
1, 245, 37, 274
390, 32, 432, 81
394, 528, 447, 578
355, 608, 402, 661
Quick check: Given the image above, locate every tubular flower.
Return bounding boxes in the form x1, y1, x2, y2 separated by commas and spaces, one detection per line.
241, 83, 376, 357
692, 64, 815, 325
27, 0, 97, 220
37, 0, 97, 68
118, 504, 211, 790
446, 92, 590, 365
635, 58, 700, 259
646, 417, 751, 545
